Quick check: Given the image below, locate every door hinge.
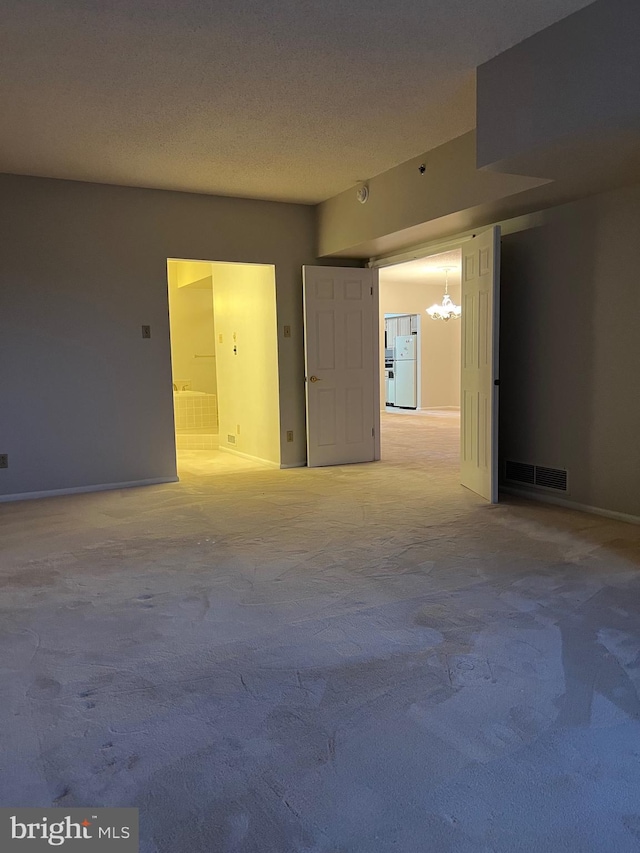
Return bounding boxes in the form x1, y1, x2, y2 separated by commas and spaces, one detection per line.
370, 286, 373, 295
371, 427, 375, 437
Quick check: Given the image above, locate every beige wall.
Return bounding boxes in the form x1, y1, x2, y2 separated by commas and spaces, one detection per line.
477, 0, 640, 172
0, 173, 318, 498
500, 181, 640, 519
318, 0, 640, 262
318, 133, 545, 258
380, 279, 461, 410
167, 262, 217, 395
5, 171, 639, 519
213, 263, 280, 465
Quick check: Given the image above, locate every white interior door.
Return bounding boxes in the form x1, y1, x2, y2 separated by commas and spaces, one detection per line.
460, 227, 501, 502
303, 266, 378, 467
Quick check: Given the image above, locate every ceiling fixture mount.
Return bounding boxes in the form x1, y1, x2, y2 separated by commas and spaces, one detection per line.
426, 267, 461, 321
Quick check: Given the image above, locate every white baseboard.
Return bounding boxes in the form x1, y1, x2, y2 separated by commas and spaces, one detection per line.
0, 476, 179, 504
501, 486, 640, 526
382, 406, 460, 414
217, 445, 281, 469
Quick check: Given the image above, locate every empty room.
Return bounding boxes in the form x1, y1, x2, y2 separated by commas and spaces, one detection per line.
2, 1, 640, 851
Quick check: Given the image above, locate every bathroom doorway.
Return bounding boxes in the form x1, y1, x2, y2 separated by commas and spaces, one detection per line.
167, 259, 281, 476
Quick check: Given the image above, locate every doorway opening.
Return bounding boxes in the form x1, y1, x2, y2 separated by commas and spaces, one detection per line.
303, 226, 498, 500
378, 248, 462, 470
167, 259, 281, 477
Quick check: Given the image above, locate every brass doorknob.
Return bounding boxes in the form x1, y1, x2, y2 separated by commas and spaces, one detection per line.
309, 375, 322, 383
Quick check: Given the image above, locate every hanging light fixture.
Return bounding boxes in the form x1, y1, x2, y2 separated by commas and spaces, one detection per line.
426, 267, 461, 321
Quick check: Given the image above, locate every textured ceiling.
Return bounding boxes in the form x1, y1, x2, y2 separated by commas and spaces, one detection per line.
0, 0, 595, 204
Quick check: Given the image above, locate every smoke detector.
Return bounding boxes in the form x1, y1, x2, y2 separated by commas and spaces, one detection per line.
356, 183, 369, 204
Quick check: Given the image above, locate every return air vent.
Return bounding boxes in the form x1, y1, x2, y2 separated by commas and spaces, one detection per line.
505, 460, 568, 492
227, 434, 236, 445
505, 460, 535, 485
535, 466, 568, 492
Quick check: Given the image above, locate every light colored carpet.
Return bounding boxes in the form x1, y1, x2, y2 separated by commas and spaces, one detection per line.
177, 447, 273, 477
2, 413, 640, 852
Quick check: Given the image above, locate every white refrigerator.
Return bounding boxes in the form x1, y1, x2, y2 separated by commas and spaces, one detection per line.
394, 335, 417, 408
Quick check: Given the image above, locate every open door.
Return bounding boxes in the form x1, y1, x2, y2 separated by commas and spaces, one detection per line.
460, 227, 500, 502
303, 266, 378, 467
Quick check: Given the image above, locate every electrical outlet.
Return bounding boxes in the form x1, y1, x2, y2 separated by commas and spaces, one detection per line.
0, 454, 7, 468
286, 430, 294, 443
236, 424, 241, 435
141, 325, 151, 339
283, 325, 291, 338
218, 333, 223, 344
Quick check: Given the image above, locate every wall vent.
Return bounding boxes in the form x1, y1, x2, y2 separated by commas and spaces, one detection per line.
535, 465, 568, 492
227, 434, 236, 445
505, 460, 568, 493
505, 460, 535, 485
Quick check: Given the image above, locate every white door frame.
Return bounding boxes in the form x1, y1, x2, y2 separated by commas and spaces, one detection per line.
372, 271, 381, 459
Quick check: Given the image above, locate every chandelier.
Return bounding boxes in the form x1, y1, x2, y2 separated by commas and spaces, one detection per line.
426, 268, 461, 321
